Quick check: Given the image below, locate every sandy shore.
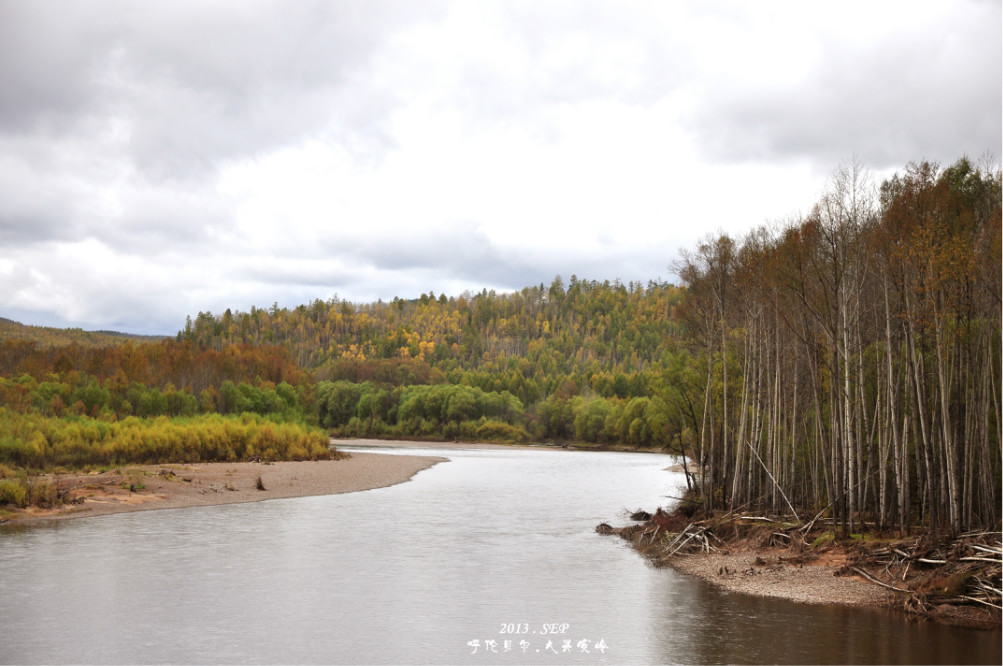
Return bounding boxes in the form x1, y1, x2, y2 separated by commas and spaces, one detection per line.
5, 452, 445, 524
3, 439, 557, 525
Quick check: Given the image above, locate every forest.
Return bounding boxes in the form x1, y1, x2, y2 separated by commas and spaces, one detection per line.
675, 158, 1000, 535
0, 338, 331, 507
0, 156, 999, 535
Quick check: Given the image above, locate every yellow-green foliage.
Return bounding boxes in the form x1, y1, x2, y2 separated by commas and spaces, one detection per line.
0, 478, 27, 506
472, 419, 530, 443
0, 408, 330, 470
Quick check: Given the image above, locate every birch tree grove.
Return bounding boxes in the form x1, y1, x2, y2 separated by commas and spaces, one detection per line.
675, 157, 1002, 535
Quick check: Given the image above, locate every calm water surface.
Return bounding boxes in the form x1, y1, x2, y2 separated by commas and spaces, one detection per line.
1, 444, 999, 664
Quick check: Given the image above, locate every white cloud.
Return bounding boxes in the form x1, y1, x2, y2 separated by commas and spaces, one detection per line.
0, 0, 997, 334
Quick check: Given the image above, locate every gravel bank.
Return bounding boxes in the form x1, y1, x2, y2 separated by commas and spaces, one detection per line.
666, 548, 891, 607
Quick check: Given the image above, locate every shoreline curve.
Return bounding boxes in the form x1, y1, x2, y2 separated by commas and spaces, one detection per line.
4, 452, 445, 524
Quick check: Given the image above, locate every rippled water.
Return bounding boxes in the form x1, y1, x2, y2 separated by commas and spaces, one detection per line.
1, 445, 999, 665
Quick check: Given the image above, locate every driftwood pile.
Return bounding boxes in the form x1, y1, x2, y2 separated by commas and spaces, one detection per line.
598, 507, 1002, 625
597, 508, 724, 564
840, 529, 1002, 614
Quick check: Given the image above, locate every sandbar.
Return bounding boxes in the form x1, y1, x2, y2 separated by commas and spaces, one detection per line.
5, 451, 445, 524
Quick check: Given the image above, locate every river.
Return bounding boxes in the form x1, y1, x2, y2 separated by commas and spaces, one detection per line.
0, 444, 999, 664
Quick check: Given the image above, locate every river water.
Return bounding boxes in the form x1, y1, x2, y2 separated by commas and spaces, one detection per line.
0, 444, 999, 665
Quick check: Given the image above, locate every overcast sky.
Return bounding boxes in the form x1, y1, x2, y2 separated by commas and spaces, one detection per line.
1, 0, 999, 335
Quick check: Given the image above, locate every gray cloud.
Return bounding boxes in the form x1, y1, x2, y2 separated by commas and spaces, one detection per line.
0, 1, 997, 334
0, 0, 439, 181
685, 1, 1001, 169
228, 222, 674, 311
0, 2, 117, 134
348, 226, 674, 299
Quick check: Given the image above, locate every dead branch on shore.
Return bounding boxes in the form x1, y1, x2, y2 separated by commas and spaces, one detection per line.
598, 505, 1002, 625
851, 566, 910, 593
846, 530, 1003, 618
661, 523, 718, 556
959, 595, 1003, 610
968, 544, 1003, 556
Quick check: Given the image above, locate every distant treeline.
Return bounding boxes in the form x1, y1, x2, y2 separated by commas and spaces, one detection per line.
0, 339, 331, 473
316, 380, 673, 447
167, 276, 697, 448
178, 277, 686, 408
0, 316, 165, 347
0, 338, 307, 397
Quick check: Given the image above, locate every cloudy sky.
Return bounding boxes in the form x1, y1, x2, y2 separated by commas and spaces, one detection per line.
1, 0, 999, 335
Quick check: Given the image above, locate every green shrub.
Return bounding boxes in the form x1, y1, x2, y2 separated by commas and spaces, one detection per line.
475, 419, 530, 443
0, 479, 27, 507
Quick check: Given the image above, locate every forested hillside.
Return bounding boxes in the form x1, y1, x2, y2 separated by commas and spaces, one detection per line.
176, 278, 694, 447
0, 279, 695, 480
0, 317, 165, 348
0, 339, 330, 490
0, 339, 309, 418
179, 278, 685, 403
0, 280, 692, 450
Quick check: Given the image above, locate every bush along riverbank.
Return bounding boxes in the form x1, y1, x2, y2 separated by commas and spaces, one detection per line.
0, 411, 334, 516
598, 502, 1002, 631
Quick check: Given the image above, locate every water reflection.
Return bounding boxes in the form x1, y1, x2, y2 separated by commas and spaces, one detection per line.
0, 445, 999, 665
672, 580, 996, 665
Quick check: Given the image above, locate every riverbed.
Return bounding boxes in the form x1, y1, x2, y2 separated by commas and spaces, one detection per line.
1, 443, 999, 664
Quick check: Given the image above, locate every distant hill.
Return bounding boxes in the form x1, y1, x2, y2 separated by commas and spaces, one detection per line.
0, 317, 167, 347
177, 277, 687, 400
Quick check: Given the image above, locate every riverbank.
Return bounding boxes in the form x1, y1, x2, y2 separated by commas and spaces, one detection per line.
1, 452, 444, 524
335, 437, 552, 451
335, 437, 681, 456
2, 437, 581, 524
601, 510, 1002, 631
